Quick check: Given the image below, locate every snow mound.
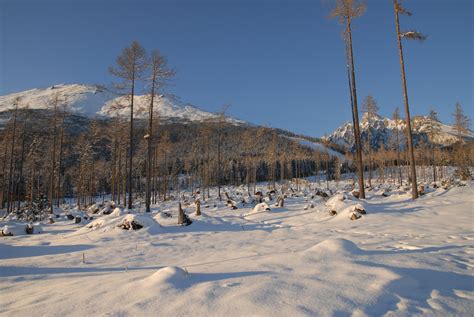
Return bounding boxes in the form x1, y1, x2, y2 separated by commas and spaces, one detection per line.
74, 213, 160, 235
305, 238, 363, 256
146, 266, 188, 286
110, 207, 122, 217
1, 223, 42, 236
117, 214, 157, 230
252, 202, 271, 213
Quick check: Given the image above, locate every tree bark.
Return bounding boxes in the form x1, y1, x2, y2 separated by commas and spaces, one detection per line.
346, 18, 366, 199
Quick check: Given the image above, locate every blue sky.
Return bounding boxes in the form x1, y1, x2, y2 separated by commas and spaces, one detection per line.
0, 0, 472, 136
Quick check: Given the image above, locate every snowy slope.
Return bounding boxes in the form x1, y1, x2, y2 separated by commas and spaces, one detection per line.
0, 84, 111, 114
289, 137, 347, 160
99, 94, 244, 124
0, 180, 473, 316
325, 112, 474, 149
0, 84, 244, 124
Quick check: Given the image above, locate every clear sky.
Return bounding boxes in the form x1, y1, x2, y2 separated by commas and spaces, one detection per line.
0, 0, 472, 137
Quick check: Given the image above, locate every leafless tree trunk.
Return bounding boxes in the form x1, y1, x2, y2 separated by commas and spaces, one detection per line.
393, 0, 425, 199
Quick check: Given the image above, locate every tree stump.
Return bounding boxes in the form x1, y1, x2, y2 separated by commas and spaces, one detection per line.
276, 196, 284, 207
195, 199, 201, 216
25, 223, 34, 234
178, 202, 192, 226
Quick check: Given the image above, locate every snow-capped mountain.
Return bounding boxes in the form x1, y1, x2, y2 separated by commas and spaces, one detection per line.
0, 83, 244, 124
0, 84, 111, 115
324, 112, 474, 150
99, 94, 243, 124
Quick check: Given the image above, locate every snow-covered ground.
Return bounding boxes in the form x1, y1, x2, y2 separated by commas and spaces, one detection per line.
1, 181, 473, 316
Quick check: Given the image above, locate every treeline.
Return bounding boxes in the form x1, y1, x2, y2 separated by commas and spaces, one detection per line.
0, 106, 346, 213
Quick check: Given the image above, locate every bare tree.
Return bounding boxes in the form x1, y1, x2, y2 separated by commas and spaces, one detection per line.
393, 0, 426, 199
427, 109, 440, 182
330, 0, 366, 198
392, 107, 403, 185
6, 98, 20, 213
109, 41, 147, 210
362, 94, 379, 187
145, 50, 175, 212
452, 102, 471, 179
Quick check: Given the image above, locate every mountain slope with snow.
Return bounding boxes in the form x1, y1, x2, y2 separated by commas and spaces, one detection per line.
0, 84, 111, 114
99, 94, 243, 124
325, 112, 474, 149
0, 84, 244, 124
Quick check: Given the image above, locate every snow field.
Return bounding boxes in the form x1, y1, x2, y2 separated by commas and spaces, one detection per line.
0, 180, 473, 316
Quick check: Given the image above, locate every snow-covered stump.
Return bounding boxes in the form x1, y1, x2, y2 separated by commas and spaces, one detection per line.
1, 226, 13, 237
117, 215, 144, 230
195, 199, 201, 216
354, 204, 366, 215
418, 185, 425, 196
276, 196, 284, 207
304, 203, 314, 210
350, 212, 361, 220
177, 203, 192, 226
25, 223, 34, 234
253, 202, 271, 212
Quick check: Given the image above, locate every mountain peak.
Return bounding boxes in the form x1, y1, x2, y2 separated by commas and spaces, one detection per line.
0, 84, 244, 124
325, 113, 474, 149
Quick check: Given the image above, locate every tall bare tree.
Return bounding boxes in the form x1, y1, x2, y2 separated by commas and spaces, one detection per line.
6, 97, 20, 213
109, 41, 146, 209
427, 109, 440, 182
392, 107, 403, 185
331, 0, 366, 198
145, 50, 175, 212
452, 102, 471, 179
48, 94, 61, 213
362, 94, 379, 187
393, 0, 426, 199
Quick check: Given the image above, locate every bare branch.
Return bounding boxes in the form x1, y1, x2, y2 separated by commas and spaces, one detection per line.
402, 30, 427, 42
